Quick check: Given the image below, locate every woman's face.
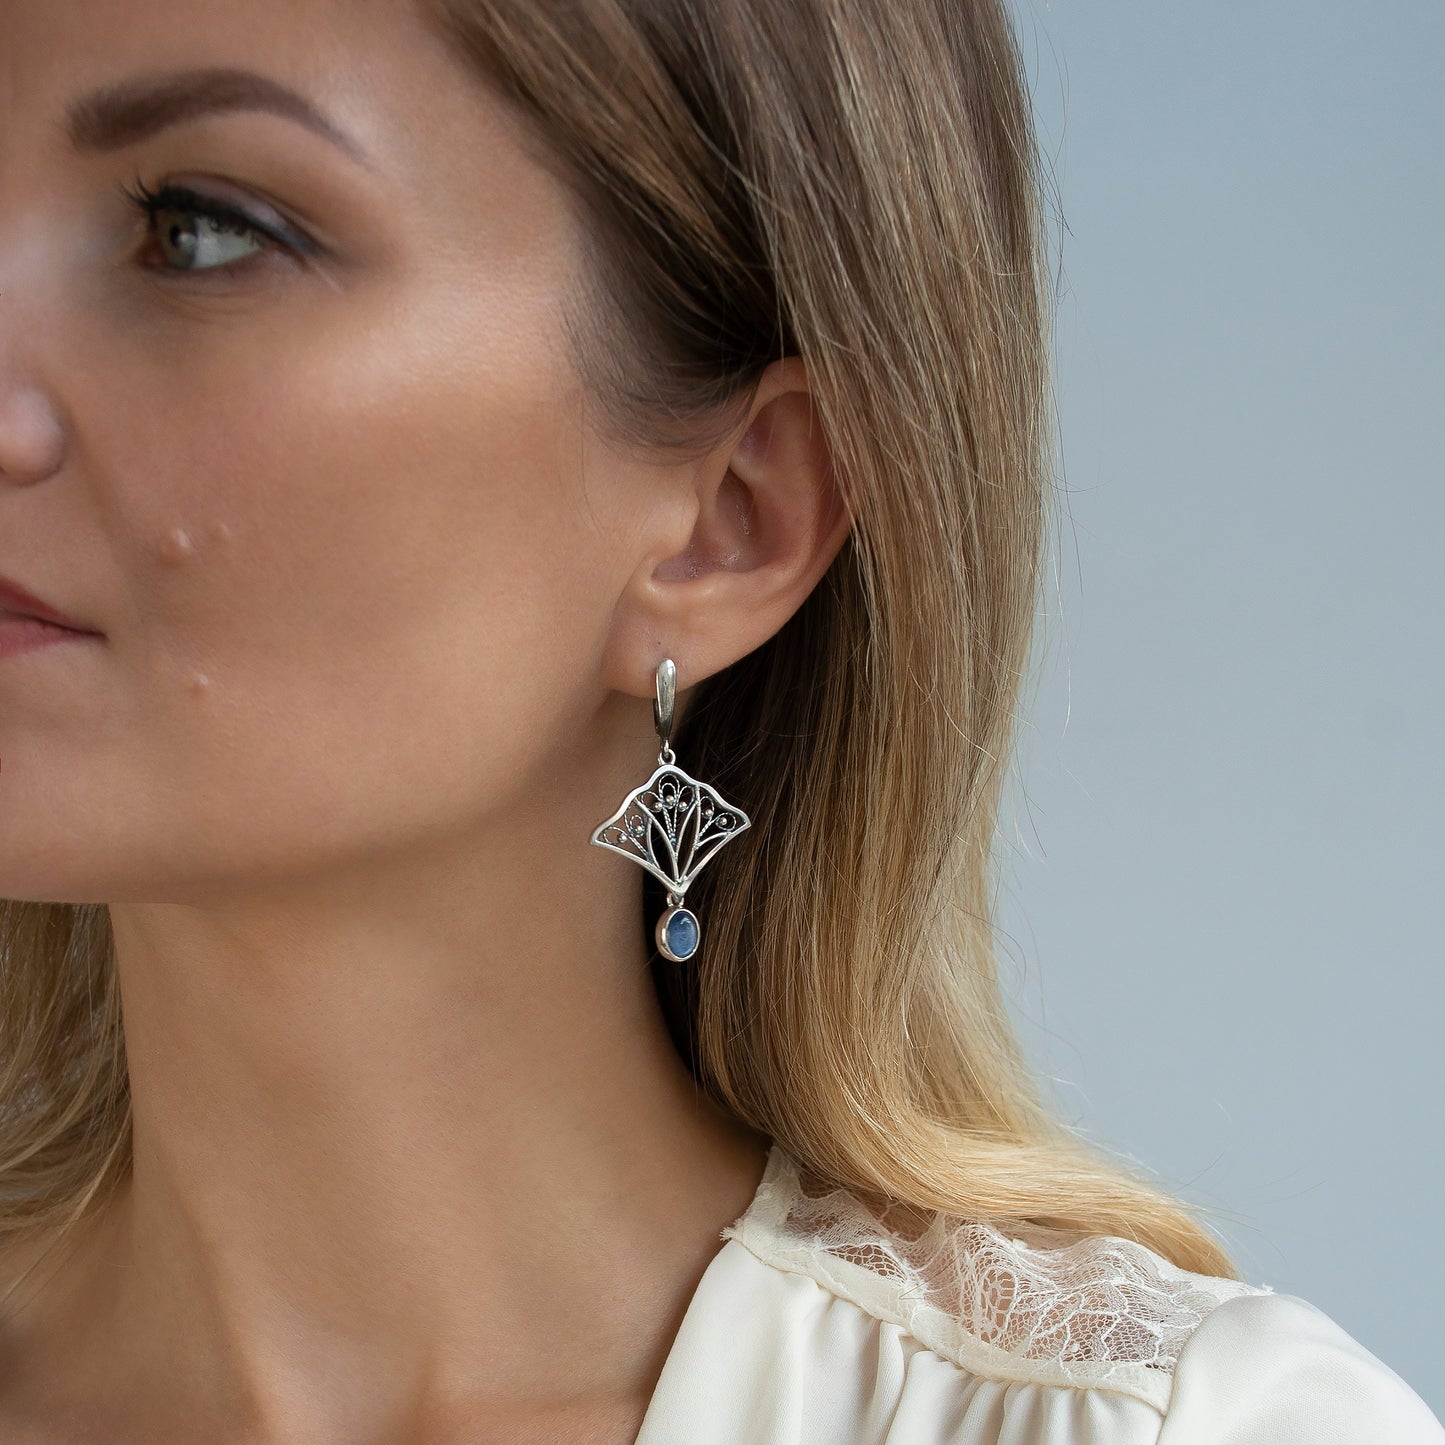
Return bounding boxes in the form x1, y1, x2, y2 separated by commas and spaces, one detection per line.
0, 0, 705, 903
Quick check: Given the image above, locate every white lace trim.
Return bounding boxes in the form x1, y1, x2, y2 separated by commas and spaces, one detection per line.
722, 1143, 1275, 1412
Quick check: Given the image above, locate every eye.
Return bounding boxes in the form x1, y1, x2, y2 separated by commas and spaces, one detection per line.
117, 175, 309, 276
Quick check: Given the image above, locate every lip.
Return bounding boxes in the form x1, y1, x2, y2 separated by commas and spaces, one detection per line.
0, 573, 99, 634
0, 614, 101, 660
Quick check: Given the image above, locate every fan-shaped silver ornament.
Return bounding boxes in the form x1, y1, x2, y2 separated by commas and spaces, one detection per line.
590, 658, 751, 962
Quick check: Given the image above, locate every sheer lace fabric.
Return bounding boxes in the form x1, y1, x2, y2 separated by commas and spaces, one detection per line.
722, 1145, 1275, 1412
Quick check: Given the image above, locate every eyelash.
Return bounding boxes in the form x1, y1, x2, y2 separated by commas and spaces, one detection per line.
117, 174, 300, 275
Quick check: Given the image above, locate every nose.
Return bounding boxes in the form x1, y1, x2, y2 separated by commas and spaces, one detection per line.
0, 113, 69, 489
0, 207, 67, 488
0, 274, 65, 488
0, 370, 64, 488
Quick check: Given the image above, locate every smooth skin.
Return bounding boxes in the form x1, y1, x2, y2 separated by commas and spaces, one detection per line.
0, 1, 850, 1441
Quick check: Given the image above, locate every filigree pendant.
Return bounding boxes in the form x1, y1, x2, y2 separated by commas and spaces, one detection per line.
590, 660, 751, 962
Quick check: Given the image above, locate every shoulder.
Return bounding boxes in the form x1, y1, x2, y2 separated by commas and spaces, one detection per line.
1159, 1289, 1444, 1442
719, 1146, 1443, 1442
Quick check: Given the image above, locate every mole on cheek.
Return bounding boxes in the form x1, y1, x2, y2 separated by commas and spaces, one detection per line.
156, 526, 197, 565
156, 518, 234, 565
154, 521, 232, 701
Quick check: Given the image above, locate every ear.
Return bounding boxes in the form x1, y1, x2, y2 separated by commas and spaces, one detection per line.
601, 356, 852, 704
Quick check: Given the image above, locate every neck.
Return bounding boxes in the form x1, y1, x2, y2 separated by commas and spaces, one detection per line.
3, 813, 769, 1443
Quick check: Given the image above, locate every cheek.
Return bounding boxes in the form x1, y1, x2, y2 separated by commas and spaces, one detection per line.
15, 279, 629, 898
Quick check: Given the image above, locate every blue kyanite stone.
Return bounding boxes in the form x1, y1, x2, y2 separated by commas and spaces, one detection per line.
663, 908, 699, 960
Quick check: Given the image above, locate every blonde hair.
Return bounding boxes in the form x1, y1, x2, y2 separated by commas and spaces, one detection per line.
0, 0, 1243, 1282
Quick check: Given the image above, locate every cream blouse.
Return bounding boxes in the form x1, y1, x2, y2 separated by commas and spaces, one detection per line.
634, 1141, 1443, 1443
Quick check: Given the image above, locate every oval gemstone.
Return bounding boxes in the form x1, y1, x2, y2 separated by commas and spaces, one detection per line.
663, 907, 699, 960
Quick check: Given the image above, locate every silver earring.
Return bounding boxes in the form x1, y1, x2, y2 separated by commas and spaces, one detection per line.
590, 658, 751, 962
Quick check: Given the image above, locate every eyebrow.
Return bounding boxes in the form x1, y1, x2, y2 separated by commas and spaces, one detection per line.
64, 66, 374, 171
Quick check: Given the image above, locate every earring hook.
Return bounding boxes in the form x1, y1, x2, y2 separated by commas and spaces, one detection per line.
653, 658, 677, 765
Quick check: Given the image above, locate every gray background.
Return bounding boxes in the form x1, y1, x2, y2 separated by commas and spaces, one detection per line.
996, 0, 1444, 1416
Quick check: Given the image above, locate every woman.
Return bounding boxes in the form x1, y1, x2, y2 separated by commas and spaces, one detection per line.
0, 0, 1439, 1440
